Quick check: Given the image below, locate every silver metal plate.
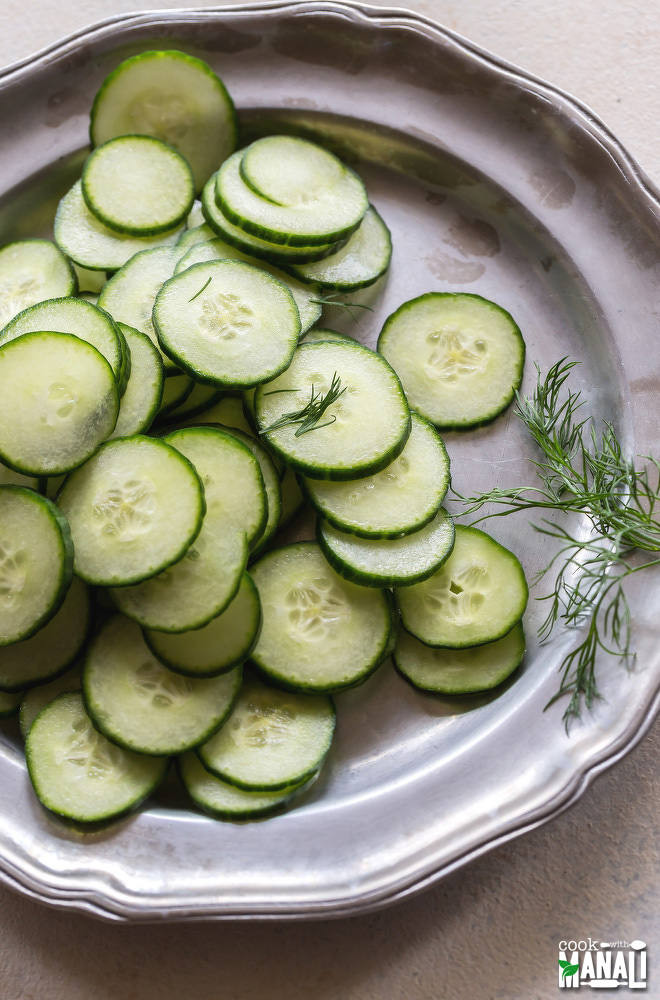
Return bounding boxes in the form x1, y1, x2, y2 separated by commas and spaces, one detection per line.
0, 2, 658, 921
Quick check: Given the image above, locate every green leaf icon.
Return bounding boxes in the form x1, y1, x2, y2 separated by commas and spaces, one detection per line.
558, 960, 570, 969
561, 963, 579, 979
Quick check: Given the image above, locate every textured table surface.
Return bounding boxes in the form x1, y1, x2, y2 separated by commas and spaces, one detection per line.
0, 3, 658, 999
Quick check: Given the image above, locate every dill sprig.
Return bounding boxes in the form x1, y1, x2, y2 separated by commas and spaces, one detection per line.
259, 372, 347, 438
310, 294, 374, 323
456, 358, 660, 730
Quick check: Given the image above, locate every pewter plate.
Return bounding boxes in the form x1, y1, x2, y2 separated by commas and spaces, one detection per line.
0, 2, 659, 921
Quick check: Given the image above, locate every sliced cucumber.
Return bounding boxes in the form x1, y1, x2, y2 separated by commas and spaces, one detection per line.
218, 426, 282, 555
90, 49, 237, 191
394, 622, 525, 694
0, 577, 89, 692
109, 324, 164, 438
251, 542, 392, 691
175, 237, 321, 334
216, 148, 367, 247
279, 467, 305, 527
165, 382, 222, 422
157, 373, 194, 418
153, 260, 300, 387
179, 752, 311, 819
304, 412, 450, 538
58, 436, 204, 586
0, 689, 22, 718
83, 617, 241, 755
82, 135, 194, 236
19, 664, 82, 738
0, 239, 76, 329
396, 525, 529, 648
318, 507, 455, 587
72, 263, 106, 294
1, 296, 124, 386
0, 461, 38, 491
110, 426, 262, 631
144, 574, 261, 677
177, 224, 216, 252
378, 293, 525, 429
165, 425, 266, 548
301, 328, 355, 345
198, 676, 335, 790
97, 245, 184, 371
286, 206, 392, 291
241, 135, 346, 205
187, 201, 206, 228
26, 692, 166, 823
202, 175, 343, 264
0, 332, 119, 476
255, 340, 410, 481
54, 181, 183, 271
182, 393, 253, 435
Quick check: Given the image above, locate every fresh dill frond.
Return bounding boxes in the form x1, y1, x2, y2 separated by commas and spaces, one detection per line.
310, 294, 374, 323
259, 372, 347, 438
188, 276, 212, 302
455, 357, 660, 731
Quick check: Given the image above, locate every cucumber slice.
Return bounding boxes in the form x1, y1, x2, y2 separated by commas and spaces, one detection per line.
198, 676, 335, 790
201, 175, 343, 264
83, 617, 241, 755
157, 373, 194, 418
255, 340, 410, 481
82, 136, 194, 236
165, 382, 222, 422
55, 181, 183, 272
318, 507, 455, 587
0, 689, 22, 718
19, 664, 81, 738
216, 149, 367, 247
0, 332, 119, 477
0, 240, 76, 329
217, 426, 281, 554
153, 260, 300, 387
110, 426, 262, 631
0, 461, 38, 491
1, 296, 124, 386
109, 324, 164, 438
378, 293, 525, 429
187, 201, 206, 228
251, 542, 392, 691
0, 577, 89, 692
241, 135, 346, 206
182, 393, 253, 435
26, 692, 166, 823
72, 264, 106, 294
58, 436, 204, 586
175, 237, 322, 334
98, 245, 184, 371
304, 412, 450, 538
396, 525, 529, 648
115, 323, 132, 397
279, 467, 305, 527
286, 206, 392, 291
177, 223, 216, 252
165, 425, 266, 547
144, 574, 261, 677
90, 50, 237, 192
301, 328, 355, 345
179, 752, 311, 819
394, 622, 525, 694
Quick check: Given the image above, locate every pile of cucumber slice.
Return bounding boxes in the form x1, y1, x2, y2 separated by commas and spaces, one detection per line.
0, 47, 529, 828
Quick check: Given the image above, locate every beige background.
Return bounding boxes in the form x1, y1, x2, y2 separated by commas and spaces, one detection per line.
0, 3, 658, 998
